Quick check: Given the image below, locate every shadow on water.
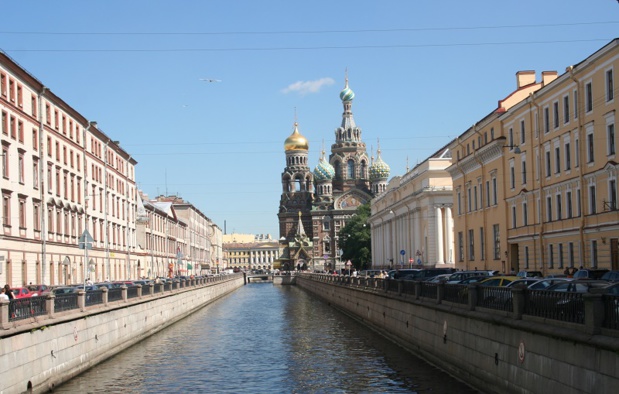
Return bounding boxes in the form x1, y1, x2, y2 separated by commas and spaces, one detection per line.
54, 283, 478, 393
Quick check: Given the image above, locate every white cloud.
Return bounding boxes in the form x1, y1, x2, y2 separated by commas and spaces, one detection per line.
281, 77, 335, 96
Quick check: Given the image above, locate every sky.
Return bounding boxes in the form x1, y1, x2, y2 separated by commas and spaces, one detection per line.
1, 1, 617, 237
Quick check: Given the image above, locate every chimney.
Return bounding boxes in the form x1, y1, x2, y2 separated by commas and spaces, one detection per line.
516, 71, 536, 88
542, 71, 558, 86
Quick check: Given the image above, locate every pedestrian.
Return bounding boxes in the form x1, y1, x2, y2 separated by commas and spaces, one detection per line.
4, 284, 14, 300
0, 287, 9, 302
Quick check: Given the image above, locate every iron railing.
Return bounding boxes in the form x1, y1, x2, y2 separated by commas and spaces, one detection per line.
54, 293, 79, 312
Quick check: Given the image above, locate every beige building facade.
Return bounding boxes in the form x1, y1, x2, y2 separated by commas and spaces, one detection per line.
370, 146, 453, 269
447, 39, 619, 274
1, 51, 138, 286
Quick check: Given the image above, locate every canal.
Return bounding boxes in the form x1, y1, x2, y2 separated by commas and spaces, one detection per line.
55, 282, 478, 393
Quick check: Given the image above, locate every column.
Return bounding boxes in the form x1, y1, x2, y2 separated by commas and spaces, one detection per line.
436, 206, 444, 264
445, 206, 453, 264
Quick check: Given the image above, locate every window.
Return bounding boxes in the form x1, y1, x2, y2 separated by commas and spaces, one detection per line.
523, 202, 528, 226
2, 145, 8, 178
492, 178, 497, 205
609, 179, 617, 210
509, 128, 514, 147
33, 159, 39, 189
607, 69, 614, 102
555, 147, 560, 174
544, 107, 550, 133
587, 132, 594, 163
18, 121, 23, 142
569, 242, 575, 267
2, 193, 10, 226
591, 240, 598, 267
556, 194, 562, 220
589, 185, 596, 214
18, 197, 26, 228
585, 82, 593, 112
608, 123, 615, 156
577, 189, 582, 217
511, 206, 517, 228
563, 95, 570, 124
565, 142, 571, 170
467, 186, 472, 212
510, 165, 515, 189
575, 137, 580, 168
33, 202, 40, 231
553, 102, 559, 129
474, 185, 478, 210
468, 229, 475, 260
457, 191, 462, 215
346, 159, 354, 179
567, 191, 573, 218
547, 196, 552, 222
549, 244, 554, 268
559, 243, 564, 268
574, 89, 579, 119
1, 110, 6, 135
522, 160, 527, 184
524, 246, 530, 269
520, 120, 526, 144
493, 224, 500, 260
458, 232, 464, 262
486, 180, 490, 207
18, 152, 24, 184
545, 150, 551, 177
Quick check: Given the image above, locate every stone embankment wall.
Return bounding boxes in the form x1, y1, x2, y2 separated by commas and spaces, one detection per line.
296, 275, 619, 394
0, 276, 244, 394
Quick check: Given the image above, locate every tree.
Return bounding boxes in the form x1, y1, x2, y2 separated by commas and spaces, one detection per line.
339, 203, 371, 270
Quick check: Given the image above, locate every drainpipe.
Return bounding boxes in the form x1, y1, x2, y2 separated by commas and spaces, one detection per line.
567, 65, 586, 267
454, 135, 468, 269
38, 87, 48, 284
529, 92, 544, 274
104, 140, 110, 278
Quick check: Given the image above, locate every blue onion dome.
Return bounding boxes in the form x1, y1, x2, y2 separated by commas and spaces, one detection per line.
369, 150, 391, 181
339, 78, 355, 102
314, 151, 335, 181
284, 122, 309, 151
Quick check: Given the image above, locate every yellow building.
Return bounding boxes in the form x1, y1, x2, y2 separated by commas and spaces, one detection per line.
447, 39, 619, 275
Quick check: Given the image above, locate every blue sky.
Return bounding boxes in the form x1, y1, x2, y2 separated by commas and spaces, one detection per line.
1, 1, 617, 237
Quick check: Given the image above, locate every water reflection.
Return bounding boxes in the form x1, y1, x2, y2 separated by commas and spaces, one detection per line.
55, 283, 477, 393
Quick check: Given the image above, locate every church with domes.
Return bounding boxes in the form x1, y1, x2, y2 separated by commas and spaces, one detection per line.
277, 77, 390, 271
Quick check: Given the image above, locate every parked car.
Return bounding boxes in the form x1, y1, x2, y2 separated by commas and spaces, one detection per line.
11, 287, 38, 298
457, 276, 489, 284
394, 268, 455, 281
505, 278, 541, 288
424, 274, 452, 283
545, 280, 609, 293
573, 269, 609, 280
528, 278, 571, 290
27, 284, 51, 296
517, 271, 543, 278
51, 287, 78, 295
604, 282, 619, 296
479, 276, 520, 287
358, 270, 383, 278
600, 271, 619, 282
446, 271, 491, 284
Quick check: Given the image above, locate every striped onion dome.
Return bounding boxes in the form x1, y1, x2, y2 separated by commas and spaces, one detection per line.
369, 151, 390, 181
314, 154, 335, 181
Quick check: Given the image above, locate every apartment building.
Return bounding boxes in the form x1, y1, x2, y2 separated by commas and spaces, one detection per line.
447, 39, 619, 274
1, 51, 138, 286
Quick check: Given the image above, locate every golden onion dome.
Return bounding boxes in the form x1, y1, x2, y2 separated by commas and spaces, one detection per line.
284, 122, 309, 151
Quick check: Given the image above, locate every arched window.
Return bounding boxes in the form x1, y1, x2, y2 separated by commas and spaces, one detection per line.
334, 161, 341, 179
347, 159, 355, 179
360, 160, 367, 179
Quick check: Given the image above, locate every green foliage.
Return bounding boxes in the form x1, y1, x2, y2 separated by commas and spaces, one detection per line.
339, 203, 371, 270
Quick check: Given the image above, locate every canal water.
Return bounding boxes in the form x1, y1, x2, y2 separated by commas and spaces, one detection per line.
55, 282, 478, 393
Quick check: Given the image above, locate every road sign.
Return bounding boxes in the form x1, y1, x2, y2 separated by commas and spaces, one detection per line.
78, 230, 93, 250
400, 250, 406, 256
409, 258, 414, 263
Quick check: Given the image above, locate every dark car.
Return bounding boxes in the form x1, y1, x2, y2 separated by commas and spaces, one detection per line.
394, 268, 455, 281
573, 269, 609, 280
601, 271, 619, 282
546, 280, 609, 293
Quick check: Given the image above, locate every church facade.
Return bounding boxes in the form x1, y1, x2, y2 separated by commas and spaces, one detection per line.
277, 78, 390, 271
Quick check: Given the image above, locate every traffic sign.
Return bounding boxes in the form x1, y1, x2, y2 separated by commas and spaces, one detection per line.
78, 230, 93, 250
400, 250, 406, 255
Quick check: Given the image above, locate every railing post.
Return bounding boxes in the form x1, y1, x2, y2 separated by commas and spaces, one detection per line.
121, 286, 128, 302
468, 283, 479, 311
511, 287, 525, 320
584, 292, 604, 335
0, 300, 10, 329
46, 294, 55, 319
137, 284, 143, 298
148, 283, 154, 296
77, 290, 86, 312
437, 282, 445, 304
414, 281, 422, 300
101, 287, 109, 306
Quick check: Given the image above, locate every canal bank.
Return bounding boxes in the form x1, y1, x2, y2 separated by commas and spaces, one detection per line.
0, 275, 244, 394
296, 274, 619, 394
